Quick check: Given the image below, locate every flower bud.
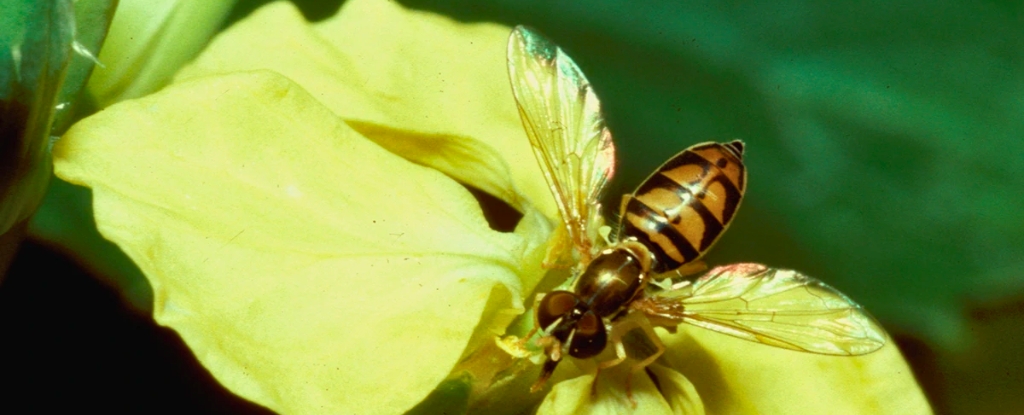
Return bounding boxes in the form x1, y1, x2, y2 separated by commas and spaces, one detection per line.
85, 0, 236, 107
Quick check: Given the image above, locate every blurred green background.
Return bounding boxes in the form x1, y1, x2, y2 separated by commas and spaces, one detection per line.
3, 0, 1022, 414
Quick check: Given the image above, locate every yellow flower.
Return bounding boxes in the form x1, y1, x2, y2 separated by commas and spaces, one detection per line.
53, 0, 932, 414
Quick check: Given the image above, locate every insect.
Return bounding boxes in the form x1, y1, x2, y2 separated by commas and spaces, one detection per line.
505, 25, 887, 394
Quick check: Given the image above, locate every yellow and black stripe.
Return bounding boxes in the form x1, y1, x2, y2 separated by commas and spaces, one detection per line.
618, 141, 746, 273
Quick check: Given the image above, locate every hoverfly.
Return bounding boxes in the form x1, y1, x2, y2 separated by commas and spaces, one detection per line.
505, 25, 886, 393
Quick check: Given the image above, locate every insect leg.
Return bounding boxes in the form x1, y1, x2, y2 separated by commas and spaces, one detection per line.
535, 335, 563, 362
626, 315, 665, 375
624, 315, 666, 408
599, 312, 664, 407
599, 320, 632, 369
531, 358, 561, 392
499, 293, 547, 358
588, 324, 630, 399
520, 292, 547, 343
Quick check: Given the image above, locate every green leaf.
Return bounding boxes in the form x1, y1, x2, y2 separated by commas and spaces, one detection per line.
49, 0, 118, 135
1, 0, 73, 259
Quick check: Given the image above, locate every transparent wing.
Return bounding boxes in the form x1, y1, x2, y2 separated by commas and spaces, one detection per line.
643, 263, 886, 355
507, 26, 615, 261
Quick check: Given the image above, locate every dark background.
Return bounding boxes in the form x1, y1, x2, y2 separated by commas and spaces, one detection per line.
0, 241, 273, 414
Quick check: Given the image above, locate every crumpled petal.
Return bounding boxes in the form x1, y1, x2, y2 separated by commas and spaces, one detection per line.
53, 71, 545, 414
661, 325, 933, 414
536, 363, 704, 415
175, 0, 555, 219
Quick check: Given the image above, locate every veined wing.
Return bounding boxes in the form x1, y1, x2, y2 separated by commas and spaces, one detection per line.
507, 26, 615, 261
643, 263, 886, 355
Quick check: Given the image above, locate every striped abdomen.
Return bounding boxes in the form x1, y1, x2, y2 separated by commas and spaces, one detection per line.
619, 141, 746, 273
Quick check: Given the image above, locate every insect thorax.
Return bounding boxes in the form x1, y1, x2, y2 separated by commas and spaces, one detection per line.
574, 241, 651, 318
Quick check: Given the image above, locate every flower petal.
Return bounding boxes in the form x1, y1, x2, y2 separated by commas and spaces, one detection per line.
174, 0, 555, 218
54, 71, 537, 414
661, 326, 933, 414
535, 363, 702, 415
647, 364, 706, 415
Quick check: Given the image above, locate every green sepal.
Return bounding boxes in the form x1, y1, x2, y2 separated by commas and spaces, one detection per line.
50, 0, 118, 135
1, 0, 74, 270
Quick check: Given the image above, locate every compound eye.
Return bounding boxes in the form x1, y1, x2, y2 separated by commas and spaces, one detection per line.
568, 311, 607, 359
537, 291, 579, 330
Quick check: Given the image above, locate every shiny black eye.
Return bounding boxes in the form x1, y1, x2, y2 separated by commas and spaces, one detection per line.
537, 291, 579, 330
568, 311, 607, 358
